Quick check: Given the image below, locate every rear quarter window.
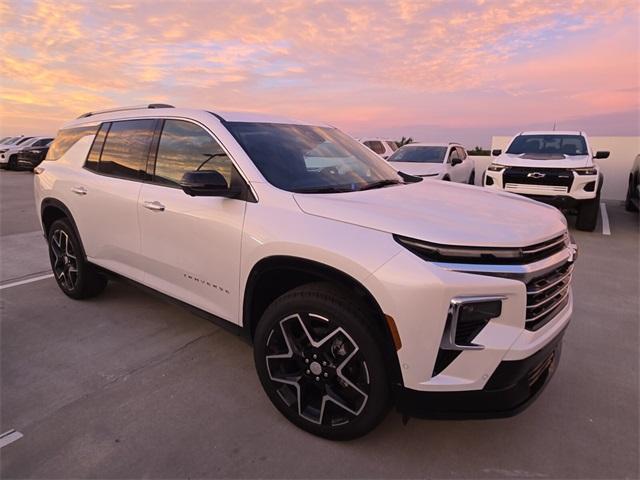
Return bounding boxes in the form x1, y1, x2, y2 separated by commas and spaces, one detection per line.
46, 126, 98, 161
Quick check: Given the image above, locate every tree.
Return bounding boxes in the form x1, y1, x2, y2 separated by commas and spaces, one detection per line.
397, 136, 414, 147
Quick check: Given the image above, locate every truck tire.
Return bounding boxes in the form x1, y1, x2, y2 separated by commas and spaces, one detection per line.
254, 282, 390, 440
576, 195, 600, 231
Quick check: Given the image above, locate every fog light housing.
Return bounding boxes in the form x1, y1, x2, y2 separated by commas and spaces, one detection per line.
584, 181, 596, 192
432, 296, 505, 377
485, 175, 494, 186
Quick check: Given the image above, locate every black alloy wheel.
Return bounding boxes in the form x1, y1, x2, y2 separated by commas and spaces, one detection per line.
254, 283, 390, 440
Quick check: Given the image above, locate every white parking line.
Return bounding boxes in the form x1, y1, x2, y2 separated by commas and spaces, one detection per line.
0, 430, 23, 448
600, 202, 611, 235
0, 273, 54, 290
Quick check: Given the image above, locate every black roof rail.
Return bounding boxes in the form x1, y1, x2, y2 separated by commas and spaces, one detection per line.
77, 104, 175, 119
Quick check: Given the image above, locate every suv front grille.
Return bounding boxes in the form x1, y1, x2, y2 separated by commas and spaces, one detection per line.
525, 261, 573, 331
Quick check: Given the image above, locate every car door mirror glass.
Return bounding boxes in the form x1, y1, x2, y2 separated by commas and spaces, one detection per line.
180, 170, 241, 197
451, 157, 462, 166
492, 149, 502, 156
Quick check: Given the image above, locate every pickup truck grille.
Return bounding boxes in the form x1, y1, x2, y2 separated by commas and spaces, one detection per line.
525, 261, 573, 331
503, 167, 574, 189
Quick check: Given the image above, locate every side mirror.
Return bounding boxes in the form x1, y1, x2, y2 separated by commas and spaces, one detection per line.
451, 157, 462, 166
180, 170, 241, 198
492, 149, 502, 157
594, 151, 609, 159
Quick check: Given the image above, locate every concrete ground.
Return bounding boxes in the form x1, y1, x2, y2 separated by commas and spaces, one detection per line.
0, 169, 638, 479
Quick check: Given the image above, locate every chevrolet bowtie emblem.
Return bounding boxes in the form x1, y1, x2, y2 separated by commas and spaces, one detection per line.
527, 172, 546, 179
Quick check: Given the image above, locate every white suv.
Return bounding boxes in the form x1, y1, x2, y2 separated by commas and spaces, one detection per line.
359, 138, 397, 159
485, 131, 608, 231
35, 105, 576, 439
387, 142, 475, 184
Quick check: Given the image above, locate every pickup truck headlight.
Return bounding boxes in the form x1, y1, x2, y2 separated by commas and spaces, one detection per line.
487, 164, 506, 172
574, 167, 598, 175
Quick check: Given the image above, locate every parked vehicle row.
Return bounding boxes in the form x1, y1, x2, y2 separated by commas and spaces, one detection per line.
0, 135, 53, 170
35, 104, 575, 440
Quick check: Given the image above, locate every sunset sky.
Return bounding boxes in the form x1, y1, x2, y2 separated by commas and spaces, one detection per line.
1, 0, 638, 146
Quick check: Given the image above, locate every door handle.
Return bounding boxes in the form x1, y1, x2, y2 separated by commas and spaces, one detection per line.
71, 186, 87, 195
143, 200, 165, 212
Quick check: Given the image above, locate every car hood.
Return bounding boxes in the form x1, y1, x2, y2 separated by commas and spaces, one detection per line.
389, 162, 443, 177
495, 153, 593, 168
293, 181, 566, 247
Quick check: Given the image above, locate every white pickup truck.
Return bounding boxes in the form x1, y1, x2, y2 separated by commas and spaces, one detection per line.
484, 131, 609, 231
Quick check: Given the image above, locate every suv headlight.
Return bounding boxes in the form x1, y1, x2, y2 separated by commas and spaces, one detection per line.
487, 164, 506, 172
574, 167, 598, 175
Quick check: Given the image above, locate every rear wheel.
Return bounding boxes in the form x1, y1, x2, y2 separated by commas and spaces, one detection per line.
48, 219, 107, 299
576, 194, 600, 231
7, 155, 17, 170
254, 283, 390, 440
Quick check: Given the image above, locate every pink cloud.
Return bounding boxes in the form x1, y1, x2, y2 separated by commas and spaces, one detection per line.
0, 0, 637, 140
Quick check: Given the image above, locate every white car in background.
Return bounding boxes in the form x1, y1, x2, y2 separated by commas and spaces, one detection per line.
484, 131, 608, 231
0, 136, 52, 170
359, 138, 398, 159
388, 142, 476, 184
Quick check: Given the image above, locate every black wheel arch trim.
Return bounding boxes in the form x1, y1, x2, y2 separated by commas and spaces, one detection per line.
243, 255, 405, 388
40, 198, 88, 261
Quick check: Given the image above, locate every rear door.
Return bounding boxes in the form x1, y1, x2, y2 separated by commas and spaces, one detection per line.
75, 119, 157, 281
138, 119, 246, 323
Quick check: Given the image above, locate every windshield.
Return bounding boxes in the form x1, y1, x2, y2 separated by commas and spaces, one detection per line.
226, 122, 404, 193
388, 146, 447, 163
506, 134, 588, 156
15, 137, 34, 145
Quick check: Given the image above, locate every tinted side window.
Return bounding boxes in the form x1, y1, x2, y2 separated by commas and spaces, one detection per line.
456, 147, 467, 159
364, 140, 385, 155
449, 148, 460, 162
33, 138, 53, 147
85, 123, 110, 172
387, 141, 398, 152
99, 119, 155, 180
153, 120, 233, 186
47, 126, 98, 161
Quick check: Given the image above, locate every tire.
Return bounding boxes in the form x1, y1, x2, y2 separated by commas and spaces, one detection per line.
625, 179, 639, 212
442, 176, 450, 181
576, 195, 600, 231
254, 282, 390, 440
47, 218, 107, 299
468, 171, 475, 185
7, 155, 17, 170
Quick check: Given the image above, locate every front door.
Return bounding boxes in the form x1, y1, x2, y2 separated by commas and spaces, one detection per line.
138, 119, 246, 323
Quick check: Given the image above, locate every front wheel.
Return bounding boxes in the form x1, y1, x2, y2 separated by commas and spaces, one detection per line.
7, 155, 17, 170
468, 171, 476, 185
254, 283, 390, 440
48, 219, 108, 299
576, 195, 600, 231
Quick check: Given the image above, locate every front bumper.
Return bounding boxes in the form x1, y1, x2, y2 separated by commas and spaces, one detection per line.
395, 327, 564, 419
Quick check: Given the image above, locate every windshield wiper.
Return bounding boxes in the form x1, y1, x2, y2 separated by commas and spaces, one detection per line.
358, 179, 403, 191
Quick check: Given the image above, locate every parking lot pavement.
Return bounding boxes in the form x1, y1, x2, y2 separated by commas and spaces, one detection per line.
1, 169, 638, 479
